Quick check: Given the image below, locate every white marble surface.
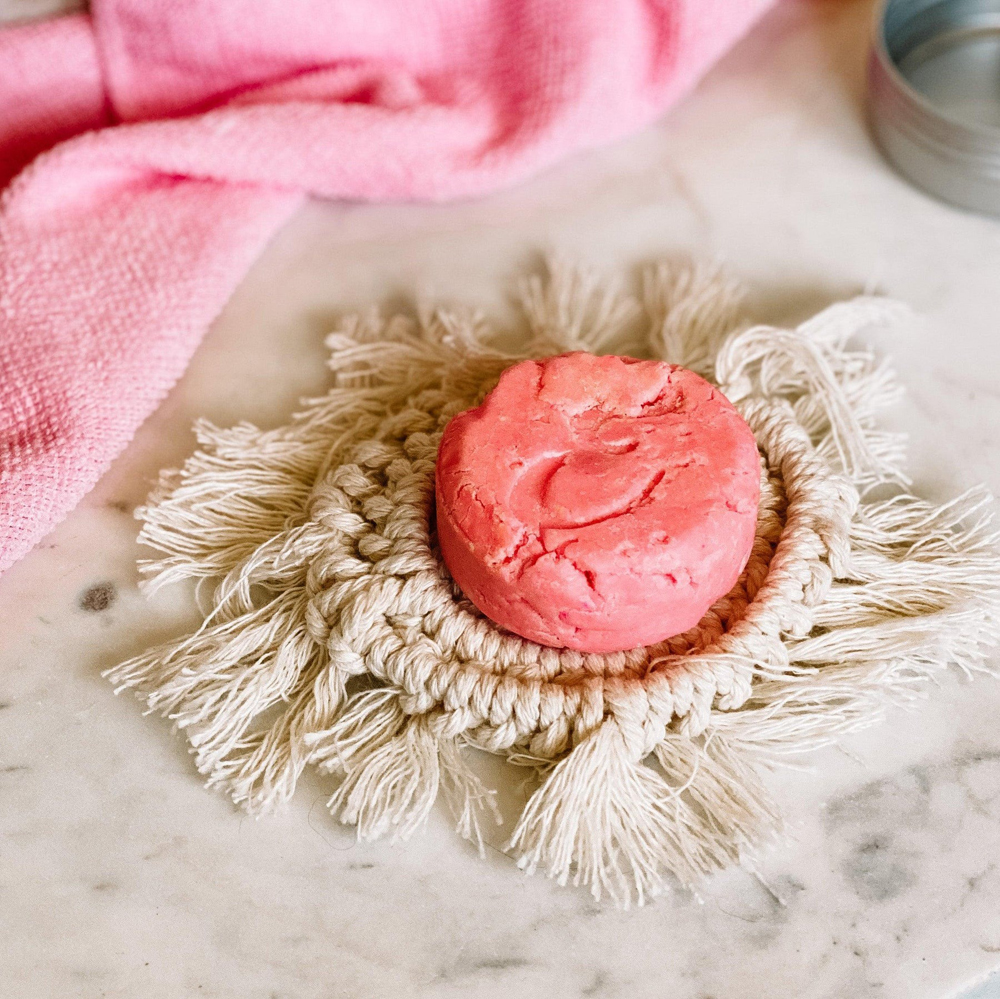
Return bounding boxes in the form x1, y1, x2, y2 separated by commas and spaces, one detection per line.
0, 0, 82, 23
3, 1, 1000, 996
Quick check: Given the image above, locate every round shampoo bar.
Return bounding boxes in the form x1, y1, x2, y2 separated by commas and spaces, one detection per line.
435, 353, 760, 653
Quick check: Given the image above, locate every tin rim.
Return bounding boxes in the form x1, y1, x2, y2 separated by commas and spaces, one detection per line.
871, 0, 1000, 144
868, 0, 1000, 211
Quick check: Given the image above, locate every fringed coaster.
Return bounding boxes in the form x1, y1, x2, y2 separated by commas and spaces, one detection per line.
107, 261, 1000, 906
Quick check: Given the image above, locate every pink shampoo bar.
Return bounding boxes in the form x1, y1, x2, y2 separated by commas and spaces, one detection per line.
435, 353, 761, 652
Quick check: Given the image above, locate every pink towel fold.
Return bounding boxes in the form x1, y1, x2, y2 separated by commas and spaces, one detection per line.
0, 0, 772, 574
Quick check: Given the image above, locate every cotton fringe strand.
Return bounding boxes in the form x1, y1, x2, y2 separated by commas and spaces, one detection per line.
106, 260, 1000, 906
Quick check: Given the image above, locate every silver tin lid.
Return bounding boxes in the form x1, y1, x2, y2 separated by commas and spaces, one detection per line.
868, 0, 1000, 215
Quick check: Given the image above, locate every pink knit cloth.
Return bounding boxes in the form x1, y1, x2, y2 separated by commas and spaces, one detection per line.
0, 0, 772, 574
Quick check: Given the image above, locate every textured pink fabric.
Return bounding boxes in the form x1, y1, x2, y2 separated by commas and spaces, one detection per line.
0, 0, 773, 574
0, 15, 110, 187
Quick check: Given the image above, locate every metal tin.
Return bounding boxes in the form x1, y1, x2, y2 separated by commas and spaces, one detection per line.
868, 0, 1000, 215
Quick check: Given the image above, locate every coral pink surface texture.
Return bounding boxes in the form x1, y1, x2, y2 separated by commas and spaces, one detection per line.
436, 354, 761, 652
0, 0, 774, 574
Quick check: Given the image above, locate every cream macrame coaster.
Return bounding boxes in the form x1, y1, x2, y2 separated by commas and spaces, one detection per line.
108, 261, 1000, 906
